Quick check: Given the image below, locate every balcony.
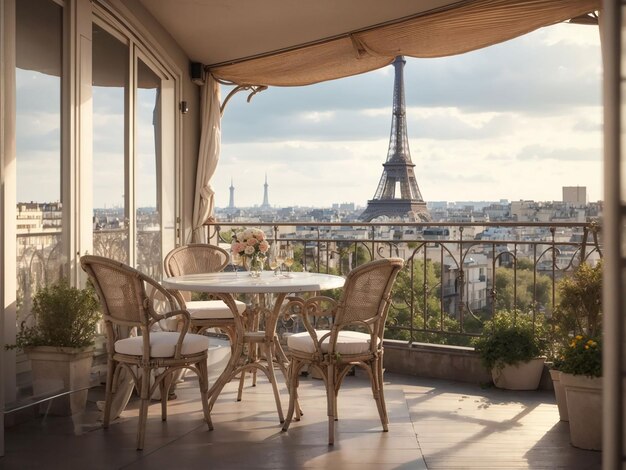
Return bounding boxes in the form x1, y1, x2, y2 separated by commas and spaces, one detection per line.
2, 360, 601, 469
6, 221, 603, 468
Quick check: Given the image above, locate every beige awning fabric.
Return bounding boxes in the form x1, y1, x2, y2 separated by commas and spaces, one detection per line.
210, 0, 600, 87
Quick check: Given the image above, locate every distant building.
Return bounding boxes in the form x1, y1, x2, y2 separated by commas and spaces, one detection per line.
228, 178, 235, 210
562, 186, 587, 206
332, 202, 356, 212
360, 56, 430, 222
260, 174, 271, 210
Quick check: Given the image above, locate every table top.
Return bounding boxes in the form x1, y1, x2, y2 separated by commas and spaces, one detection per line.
162, 271, 345, 294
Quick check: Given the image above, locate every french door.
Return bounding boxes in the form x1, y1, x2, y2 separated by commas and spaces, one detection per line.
90, 17, 176, 280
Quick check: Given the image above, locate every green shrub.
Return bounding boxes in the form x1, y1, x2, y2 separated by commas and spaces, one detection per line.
553, 261, 602, 341
13, 280, 101, 349
550, 262, 602, 356
550, 261, 603, 375
473, 310, 546, 370
558, 335, 602, 378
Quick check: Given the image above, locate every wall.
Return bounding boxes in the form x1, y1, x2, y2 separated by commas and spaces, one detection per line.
384, 340, 554, 390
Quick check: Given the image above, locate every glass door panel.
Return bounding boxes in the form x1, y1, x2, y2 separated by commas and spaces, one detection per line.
15, 0, 64, 330
135, 58, 162, 278
92, 23, 129, 263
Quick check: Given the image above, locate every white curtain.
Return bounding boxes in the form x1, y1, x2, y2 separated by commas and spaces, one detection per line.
191, 74, 221, 243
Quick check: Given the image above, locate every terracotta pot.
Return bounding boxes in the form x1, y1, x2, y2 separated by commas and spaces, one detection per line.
549, 369, 568, 421
560, 372, 602, 451
491, 357, 545, 390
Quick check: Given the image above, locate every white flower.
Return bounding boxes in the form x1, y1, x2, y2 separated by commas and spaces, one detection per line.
244, 245, 255, 255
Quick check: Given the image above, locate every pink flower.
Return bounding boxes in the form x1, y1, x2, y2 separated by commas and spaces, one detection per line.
244, 245, 255, 255
259, 240, 269, 253
247, 238, 258, 246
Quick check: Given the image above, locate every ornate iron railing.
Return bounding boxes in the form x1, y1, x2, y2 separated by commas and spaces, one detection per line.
207, 221, 602, 346
16, 229, 162, 323
15, 222, 602, 347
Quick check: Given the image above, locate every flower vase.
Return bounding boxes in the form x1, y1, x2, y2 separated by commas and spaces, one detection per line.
246, 254, 264, 278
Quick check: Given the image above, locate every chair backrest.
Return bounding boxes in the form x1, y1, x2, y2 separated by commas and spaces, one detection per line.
81, 255, 173, 330
335, 258, 404, 339
164, 244, 229, 277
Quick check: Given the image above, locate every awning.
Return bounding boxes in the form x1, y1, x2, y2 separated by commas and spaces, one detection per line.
140, 0, 599, 87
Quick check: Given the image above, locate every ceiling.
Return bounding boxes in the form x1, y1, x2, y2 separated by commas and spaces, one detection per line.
137, 0, 459, 67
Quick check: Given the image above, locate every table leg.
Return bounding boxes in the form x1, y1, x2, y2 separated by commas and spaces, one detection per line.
207, 292, 289, 425
206, 294, 246, 411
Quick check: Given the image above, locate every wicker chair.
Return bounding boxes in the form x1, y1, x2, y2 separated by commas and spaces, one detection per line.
281, 258, 404, 445
163, 244, 246, 343
80, 255, 212, 450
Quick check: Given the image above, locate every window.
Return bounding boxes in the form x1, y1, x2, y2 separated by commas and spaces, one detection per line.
91, 18, 176, 278
15, 0, 65, 318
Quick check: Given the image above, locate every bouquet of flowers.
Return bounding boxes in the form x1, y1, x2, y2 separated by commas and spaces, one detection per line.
231, 227, 270, 261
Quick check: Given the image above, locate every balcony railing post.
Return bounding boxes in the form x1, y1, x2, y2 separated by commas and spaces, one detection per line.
457, 226, 465, 326
514, 242, 519, 312
550, 226, 556, 319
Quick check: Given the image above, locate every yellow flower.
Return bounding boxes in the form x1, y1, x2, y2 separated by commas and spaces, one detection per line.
570, 341, 576, 348
575, 335, 583, 340
584, 345, 589, 349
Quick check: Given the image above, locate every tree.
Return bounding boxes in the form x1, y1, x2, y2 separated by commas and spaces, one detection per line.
493, 266, 552, 313
386, 259, 471, 344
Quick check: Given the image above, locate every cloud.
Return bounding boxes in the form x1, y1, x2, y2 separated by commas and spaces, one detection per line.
573, 118, 602, 132
221, 26, 601, 153
516, 144, 601, 162
221, 24, 601, 148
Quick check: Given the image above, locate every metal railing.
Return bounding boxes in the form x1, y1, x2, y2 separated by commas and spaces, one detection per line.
13, 222, 602, 347
206, 221, 602, 346
16, 229, 162, 325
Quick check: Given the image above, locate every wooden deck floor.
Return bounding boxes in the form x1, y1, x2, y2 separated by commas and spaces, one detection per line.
2, 366, 602, 469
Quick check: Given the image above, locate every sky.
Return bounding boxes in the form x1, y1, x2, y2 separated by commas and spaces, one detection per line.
15, 22, 602, 210
214, 22, 602, 209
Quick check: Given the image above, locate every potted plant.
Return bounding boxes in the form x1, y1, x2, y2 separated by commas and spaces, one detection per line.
473, 310, 547, 390
551, 261, 602, 450
11, 279, 101, 415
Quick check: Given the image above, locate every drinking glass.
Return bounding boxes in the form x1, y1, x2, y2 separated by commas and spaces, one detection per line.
276, 248, 285, 276
268, 244, 280, 275
231, 251, 242, 277
283, 247, 294, 277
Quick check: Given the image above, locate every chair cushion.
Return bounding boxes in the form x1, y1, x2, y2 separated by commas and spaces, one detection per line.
115, 332, 210, 357
186, 300, 246, 319
287, 329, 379, 355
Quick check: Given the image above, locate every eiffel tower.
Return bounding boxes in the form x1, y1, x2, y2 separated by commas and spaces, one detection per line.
360, 56, 430, 222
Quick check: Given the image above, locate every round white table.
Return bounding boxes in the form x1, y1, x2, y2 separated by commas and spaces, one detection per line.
162, 271, 345, 294
162, 270, 345, 424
